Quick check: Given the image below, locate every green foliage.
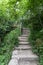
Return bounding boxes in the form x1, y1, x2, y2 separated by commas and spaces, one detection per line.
0, 28, 20, 65
21, 19, 29, 28
0, 0, 43, 65
28, 13, 43, 65
0, 0, 29, 21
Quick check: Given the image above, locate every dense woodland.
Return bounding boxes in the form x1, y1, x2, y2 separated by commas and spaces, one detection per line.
0, 0, 43, 65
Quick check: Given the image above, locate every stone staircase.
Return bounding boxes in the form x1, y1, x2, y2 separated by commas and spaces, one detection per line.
8, 28, 39, 65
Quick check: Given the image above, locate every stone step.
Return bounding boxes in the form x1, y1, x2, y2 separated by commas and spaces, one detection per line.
12, 50, 34, 56
19, 38, 28, 42
18, 37, 27, 39
23, 28, 29, 30
15, 45, 31, 50
23, 30, 29, 32
17, 50, 33, 55
8, 59, 38, 65
21, 34, 28, 37
23, 30, 29, 33
12, 54, 38, 61
12, 50, 38, 61
23, 28, 29, 29
8, 59, 18, 65
19, 60, 38, 65
23, 31, 30, 33
19, 42, 29, 45
23, 32, 29, 34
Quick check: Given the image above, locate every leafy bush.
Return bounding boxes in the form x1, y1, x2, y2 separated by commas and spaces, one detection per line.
0, 28, 20, 65
28, 13, 43, 65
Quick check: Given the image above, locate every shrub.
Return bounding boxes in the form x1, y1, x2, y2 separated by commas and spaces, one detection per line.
28, 14, 43, 65
0, 28, 20, 65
